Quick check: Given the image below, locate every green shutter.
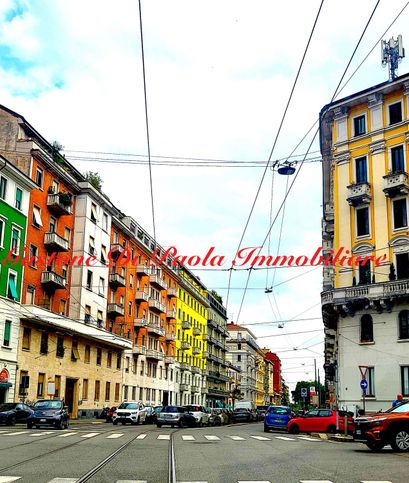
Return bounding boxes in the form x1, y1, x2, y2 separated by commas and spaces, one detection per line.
4, 320, 11, 346
8, 275, 18, 300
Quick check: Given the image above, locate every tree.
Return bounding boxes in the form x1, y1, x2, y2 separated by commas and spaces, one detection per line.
292, 380, 326, 405
84, 171, 103, 191
211, 290, 223, 304
281, 378, 289, 406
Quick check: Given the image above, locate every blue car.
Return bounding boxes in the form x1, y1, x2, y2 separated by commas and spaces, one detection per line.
264, 406, 291, 432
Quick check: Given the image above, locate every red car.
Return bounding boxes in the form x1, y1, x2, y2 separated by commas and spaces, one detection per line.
288, 409, 354, 434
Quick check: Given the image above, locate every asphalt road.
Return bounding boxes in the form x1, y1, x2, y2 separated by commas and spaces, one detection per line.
0, 421, 408, 483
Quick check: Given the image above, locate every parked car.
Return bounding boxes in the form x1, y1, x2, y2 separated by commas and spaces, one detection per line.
151, 405, 162, 424
105, 406, 117, 423
287, 408, 354, 435
257, 406, 268, 421
205, 407, 217, 426
213, 408, 229, 425
157, 406, 196, 428
27, 400, 69, 429
232, 408, 253, 423
233, 401, 257, 422
184, 405, 209, 426
98, 407, 110, 419
112, 402, 147, 425
354, 400, 409, 452
145, 406, 162, 424
264, 406, 292, 432
0, 403, 33, 426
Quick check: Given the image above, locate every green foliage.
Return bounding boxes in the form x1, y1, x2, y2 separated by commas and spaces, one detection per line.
291, 380, 326, 405
211, 290, 223, 304
84, 171, 103, 191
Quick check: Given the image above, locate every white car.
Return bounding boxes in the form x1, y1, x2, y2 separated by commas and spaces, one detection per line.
184, 405, 209, 426
113, 402, 147, 425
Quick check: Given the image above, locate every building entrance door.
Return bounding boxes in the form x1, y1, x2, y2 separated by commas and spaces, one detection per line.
0, 386, 6, 403
64, 378, 78, 418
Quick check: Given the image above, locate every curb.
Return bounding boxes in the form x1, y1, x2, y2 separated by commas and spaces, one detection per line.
309, 432, 354, 442
70, 420, 105, 425
310, 432, 328, 440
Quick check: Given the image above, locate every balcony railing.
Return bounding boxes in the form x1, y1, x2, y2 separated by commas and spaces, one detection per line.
133, 345, 147, 356
165, 332, 176, 342
47, 193, 73, 215
191, 385, 200, 393
182, 320, 192, 330
146, 349, 163, 361
164, 355, 174, 364
135, 291, 149, 302
148, 299, 165, 313
208, 319, 217, 329
201, 387, 207, 394
110, 243, 124, 260
181, 341, 191, 350
166, 309, 176, 319
383, 171, 409, 198
41, 271, 66, 290
107, 303, 125, 316
134, 318, 148, 328
136, 264, 150, 276
167, 287, 177, 298
192, 327, 202, 336
180, 362, 191, 371
109, 272, 126, 288
192, 346, 201, 355
202, 333, 209, 341
346, 182, 371, 206
44, 232, 69, 252
180, 383, 189, 392
149, 274, 167, 290
191, 366, 201, 375
147, 323, 165, 337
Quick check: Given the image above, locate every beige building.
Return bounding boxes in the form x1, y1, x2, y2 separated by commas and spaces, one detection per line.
15, 304, 131, 417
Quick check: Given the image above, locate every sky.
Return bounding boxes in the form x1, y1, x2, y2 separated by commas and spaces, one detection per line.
1, 0, 409, 393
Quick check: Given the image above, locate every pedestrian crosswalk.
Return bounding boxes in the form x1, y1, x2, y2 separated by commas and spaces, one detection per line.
0, 478, 395, 483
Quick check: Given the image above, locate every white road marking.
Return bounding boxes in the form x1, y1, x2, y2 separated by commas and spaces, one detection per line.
46, 479, 79, 483
361, 481, 393, 483
238, 481, 271, 483
250, 436, 271, 441
275, 436, 295, 441
106, 433, 124, 439
81, 432, 100, 438
300, 480, 334, 483
136, 433, 147, 439
0, 430, 10, 434
4, 432, 29, 436
116, 480, 148, 483
0, 477, 22, 483
157, 434, 170, 440
228, 435, 245, 441
57, 432, 78, 438
204, 435, 220, 441
298, 436, 320, 441
182, 435, 196, 441
30, 432, 55, 437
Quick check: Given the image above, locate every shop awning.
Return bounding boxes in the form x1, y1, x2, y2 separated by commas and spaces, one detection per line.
0, 382, 12, 388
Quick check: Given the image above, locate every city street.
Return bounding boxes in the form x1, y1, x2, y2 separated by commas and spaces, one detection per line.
0, 422, 407, 483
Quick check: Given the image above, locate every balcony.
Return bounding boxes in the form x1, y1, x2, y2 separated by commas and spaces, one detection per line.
165, 332, 176, 342
181, 341, 191, 350
135, 290, 149, 302
146, 349, 163, 361
346, 182, 371, 206
110, 243, 124, 260
41, 271, 66, 290
134, 318, 148, 328
149, 274, 167, 290
180, 362, 191, 371
191, 385, 200, 393
192, 346, 201, 355
147, 323, 165, 337
148, 299, 165, 313
208, 387, 228, 396
180, 384, 189, 392
191, 366, 201, 375
136, 264, 150, 276
47, 193, 73, 216
166, 309, 176, 319
109, 272, 126, 288
44, 232, 69, 252
208, 319, 217, 329
167, 287, 177, 298
201, 387, 207, 394
192, 327, 202, 336
202, 333, 209, 341
383, 171, 409, 198
133, 345, 147, 356
107, 303, 125, 317
182, 320, 192, 330
164, 355, 174, 364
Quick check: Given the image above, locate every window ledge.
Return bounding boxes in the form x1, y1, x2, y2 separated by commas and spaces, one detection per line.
397, 339, 409, 343
359, 341, 375, 345
1, 345, 12, 350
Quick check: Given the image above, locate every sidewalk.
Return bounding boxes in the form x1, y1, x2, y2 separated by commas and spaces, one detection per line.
310, 431, 354, 442
69, 418, 106, 426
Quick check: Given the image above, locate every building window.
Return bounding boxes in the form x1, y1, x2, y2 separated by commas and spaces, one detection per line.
396, 253, 409, 280
130, 274, 134, 288
22, 327, 31, 350
89, 236, 95, 255
11, 227, 20, 256
366, 367, 375, 396
360, 315, 373, 342
55, 375, 61, 398
356, 207, 370, 237
101, 245, 107, 265
389, 102, 402, 125
37, 373, 45, 397
116, 353, 121, 369
15, 188, 23, 210
84, 305, 91, 324
359, 259, 371, 285
56, 335, 65, 357
7, 271, 18, 300
0, 176, 7, 199
40, 332, 48, 354
86, 270, 93, 290
3, 320, 11, 347
393, 198, 407, 229
84, 345, 91, 363
32, 205, 43, 228
29, 245, 38, 268
102, 212, 108, 231
353, 115, 366, 137
90, 203, 97, 223
401, 366, 409, 397
94, 380, 100, 401
391, 145, 405, 173
128, 301, 132, 316
96, 348, 102, 365
97, 310, 103, 327
355, 156, 368, 184
107, 351, 112, 368
114, 383, 120, 402
105, 382, 111, 401
71, 340, 80, 361
237, 354, 241, 362
399, 310, 409, 340
59, 300, 66, 316
82, 379, 89, 400
35, 167, 44, 187
0, 217, 4, 247
99, 277, 105, 296
19, 371, 29, 396
49, 216, 57, 233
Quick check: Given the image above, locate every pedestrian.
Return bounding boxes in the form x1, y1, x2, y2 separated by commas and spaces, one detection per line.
392, 393, 403, 408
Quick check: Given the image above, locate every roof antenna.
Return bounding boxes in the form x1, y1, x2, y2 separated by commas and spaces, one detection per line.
381, 35, 405, 81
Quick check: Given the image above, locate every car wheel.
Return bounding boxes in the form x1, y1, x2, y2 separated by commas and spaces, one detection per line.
8, 416, 16, 426
27, 422, 33, 429
157, 423, 162, 428
365, 440, 385, 452
55, 420, 63, 430
113, 420, 118, 425
121, 421, 126, 425
65, 420, 70, 429
264, 425, 269, 433
390, 428, 409, 452
327, 425, 336, 434
288, 424, 300, 434
178, 420, 184, 428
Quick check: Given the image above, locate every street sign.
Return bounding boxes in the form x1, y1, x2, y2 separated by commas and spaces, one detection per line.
310, 386, 316, 395
360, 379, 368, 391
301, 388, 307, 398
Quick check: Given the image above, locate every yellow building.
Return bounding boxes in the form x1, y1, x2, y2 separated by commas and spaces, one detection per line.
176, 268, 208, 405
255, 350, 265, 407
14, 304, 131, 418
321, 73, 409, 412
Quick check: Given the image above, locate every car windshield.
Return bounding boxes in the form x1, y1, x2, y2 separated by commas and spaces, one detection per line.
390, 402, 409, 413
268, 406, 290, 415
0, 403, 17, 411
118, 403, 138, 410
34, 401, 62, 409
162, 407, 179, 413
185, 405, 201, 411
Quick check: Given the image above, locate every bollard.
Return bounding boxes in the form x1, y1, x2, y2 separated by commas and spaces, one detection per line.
344, 415, 347, 435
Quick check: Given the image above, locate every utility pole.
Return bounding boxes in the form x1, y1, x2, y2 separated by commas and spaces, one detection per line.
317, 369, 321, 407
314, 358, 317, 406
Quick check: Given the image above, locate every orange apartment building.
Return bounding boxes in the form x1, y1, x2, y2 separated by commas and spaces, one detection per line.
0, 104, 83, 317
